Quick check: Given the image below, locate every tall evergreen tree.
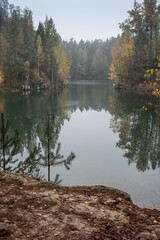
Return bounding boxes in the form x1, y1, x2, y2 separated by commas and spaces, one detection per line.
110, 0, 160, 86
6, 8, 23, 84
36, 35, 43, 77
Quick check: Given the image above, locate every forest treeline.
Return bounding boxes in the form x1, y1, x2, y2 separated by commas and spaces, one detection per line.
0, 0, 70, 89
1, 0, 160, 88
109, 0, 160, 86
62, 37, 119, 80
0, 0, 119, 89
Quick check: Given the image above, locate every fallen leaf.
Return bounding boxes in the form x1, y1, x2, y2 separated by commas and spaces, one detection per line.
145, 205, 152, 210
118, 197, 122, 201
4, 219, 10, 223
54, 233, 59, 236
37, 213, 42, 216
134, 205, 138, 208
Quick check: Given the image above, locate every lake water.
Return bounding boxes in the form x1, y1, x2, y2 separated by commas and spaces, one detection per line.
0, 80, 160, 209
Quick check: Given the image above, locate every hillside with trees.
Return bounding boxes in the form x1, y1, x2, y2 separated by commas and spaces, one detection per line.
0, 0, 70, 90
109, 0, 160, 87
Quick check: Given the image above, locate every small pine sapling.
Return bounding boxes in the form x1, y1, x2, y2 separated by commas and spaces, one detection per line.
0, 113, 20, 171
39, 114, 76, 182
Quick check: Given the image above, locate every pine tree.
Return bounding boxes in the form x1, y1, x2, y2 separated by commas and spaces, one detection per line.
39, 114, 75, 182
0, 113, 20, 171
0, 0, 9, 32
36, 35, 43, 77
15, 144, 43, 180
22, 8, 35, 63
143, 0, 159, 63
6, 8, 24, 83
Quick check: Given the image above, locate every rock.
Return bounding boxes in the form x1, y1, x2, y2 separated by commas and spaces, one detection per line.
0, 222, 17, 237
0, 223, 9, 236
35, 181, 60, 189
136, 231, 159, 240
63, 185, 132, 203
41, 197, 57, 206
0, 172, 28, 185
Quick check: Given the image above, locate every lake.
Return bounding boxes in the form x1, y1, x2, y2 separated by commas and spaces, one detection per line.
0, 80, 160, 209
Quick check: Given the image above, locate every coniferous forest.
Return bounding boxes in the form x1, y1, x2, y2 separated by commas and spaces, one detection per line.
0, 0, 120, 89
62, 37, 119, 80
0, 0, 71, 89
109, 0, 160, 87
1, 0, 160, 89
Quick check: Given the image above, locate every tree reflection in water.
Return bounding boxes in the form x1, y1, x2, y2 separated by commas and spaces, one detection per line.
0, 89, 76, 183
109, 91, 160, 172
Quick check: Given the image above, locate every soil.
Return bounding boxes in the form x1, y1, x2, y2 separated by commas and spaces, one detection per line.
0, 171, 160, 240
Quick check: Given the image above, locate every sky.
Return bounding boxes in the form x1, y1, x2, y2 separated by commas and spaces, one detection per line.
9, 0, 143, 42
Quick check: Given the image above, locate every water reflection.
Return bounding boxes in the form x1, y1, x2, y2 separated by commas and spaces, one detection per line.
67, 80, 113, 112
109, 91, 160, 172
67, 81, 160, 173
0, 89, 75, 182
1, 83, 160, 175
0, 81, 160, 209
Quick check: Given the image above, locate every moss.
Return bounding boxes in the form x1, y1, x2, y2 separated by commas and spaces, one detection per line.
0, 172, 28, 185
41, 197, 57, 206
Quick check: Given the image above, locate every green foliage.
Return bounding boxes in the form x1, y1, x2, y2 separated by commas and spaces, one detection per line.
39, 114, 76, 182
0, 110, 75, 183
63, 37, 119, 80
110, 0, 160, 86
36, 35, 43, 76
0, 113, 20, 171
54, 174, 62, 184
0, 3, 70, 88
109, 91, 160, 172
15, 144, 43, 180
31, 71, 43, 86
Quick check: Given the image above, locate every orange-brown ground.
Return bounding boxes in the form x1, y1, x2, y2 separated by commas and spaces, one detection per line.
0, 171, 160, 240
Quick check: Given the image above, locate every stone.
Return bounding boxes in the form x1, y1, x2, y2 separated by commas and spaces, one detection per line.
0, 223, 9, 236
41, 197, 57, 206
0, 222, 17, 237
0, 172, 28, 185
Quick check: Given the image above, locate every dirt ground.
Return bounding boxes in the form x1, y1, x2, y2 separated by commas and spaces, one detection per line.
0, 171, 160, 240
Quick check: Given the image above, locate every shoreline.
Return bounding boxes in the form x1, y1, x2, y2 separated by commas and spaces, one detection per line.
0, 81, 65, 94
0, 171, 160, 239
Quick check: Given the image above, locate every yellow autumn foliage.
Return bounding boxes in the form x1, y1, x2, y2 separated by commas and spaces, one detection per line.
144, 56, 160, 98
0, 70, 4, 83
110, 37, 133, 81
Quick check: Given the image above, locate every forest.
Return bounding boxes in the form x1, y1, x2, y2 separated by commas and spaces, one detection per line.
62, 37, 119, 80
1, 0, 160, 89
109, 0, 160, 87
0, 0, 71, 89
0, 0, 120, 89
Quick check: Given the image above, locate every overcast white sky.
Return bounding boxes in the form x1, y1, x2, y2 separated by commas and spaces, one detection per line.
9, 0, 143, 41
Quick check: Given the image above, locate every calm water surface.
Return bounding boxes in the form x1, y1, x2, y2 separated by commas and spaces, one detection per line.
0, 80, 160, 209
